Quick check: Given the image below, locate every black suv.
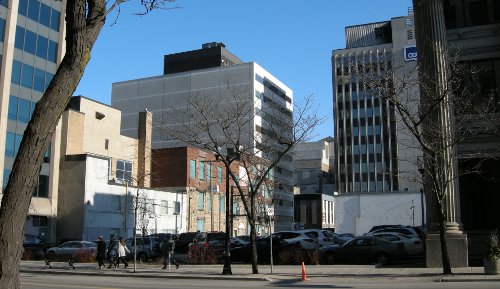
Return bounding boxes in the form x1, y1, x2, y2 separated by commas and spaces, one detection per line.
175, 232, 198, 254
125, 235, 162, 262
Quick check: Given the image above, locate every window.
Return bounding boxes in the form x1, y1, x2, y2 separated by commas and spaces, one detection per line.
217, 167, 222, 183
18, 0, 28, 15
199, 160, 204, 180
11, 61, 21, 85
33, 68, 45, 92
5, 132, 16, 157
105, 139, 109, 150
0, 18, 5, 42
190, 160, 196, 179
3, 169, 11, 188
21, 63, 33, 89
45, 72, 53, 90
48, 40, 57, 62
18, 98, 31, 123
206, 163, 211, 180
27, 0, 40, 22
32, 216, 48, 226
36, 35, 48, 59
116, 160, 132, 184
160, 200, 168, 215
198, 192, 204, 210
50, 9, 60, 31
208, 193, 212, 212
469, 0, 488, 26
39, 3, 51, 27
24, 30, 36, 55
196, 219, 205, 232
219, 196, 225, 213
33, 175, 49, 198
8, 95, 18, 121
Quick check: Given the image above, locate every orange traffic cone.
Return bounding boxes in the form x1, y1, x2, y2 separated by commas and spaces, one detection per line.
301, 261, 309, 281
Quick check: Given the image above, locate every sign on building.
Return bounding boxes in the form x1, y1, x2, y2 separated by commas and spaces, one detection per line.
404, 45, 417, 61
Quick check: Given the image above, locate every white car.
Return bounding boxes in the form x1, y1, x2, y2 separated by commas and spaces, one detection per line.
370, 232, 424, 256
272, 231, 320, 250
46, 241, 97, 256
299, 229, 344, 247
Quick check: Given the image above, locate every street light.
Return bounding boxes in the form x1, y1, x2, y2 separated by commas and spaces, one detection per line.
218, 146, 241, 275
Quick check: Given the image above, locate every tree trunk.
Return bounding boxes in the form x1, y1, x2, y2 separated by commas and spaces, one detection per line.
437, 198, 452, 274
249, 219, 258, 274
0, 1, 105, 288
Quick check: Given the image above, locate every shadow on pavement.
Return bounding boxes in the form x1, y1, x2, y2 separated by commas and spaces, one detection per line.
270, 279, 352, 288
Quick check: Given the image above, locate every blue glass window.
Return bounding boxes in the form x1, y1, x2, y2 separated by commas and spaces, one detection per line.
27, 0, 40, 22
50, 9, 60, 31
24, 30, 36, 54
217, 167, 222, 183
18, 98, 31, 123
44, 72, 53, 90
3, 169, 11, 188
21, 63, 33, 88
15, 134, 22, 155
198, 192, 204, 210
0, 18, 5, 42
18, 0, 28, 16
207, 194, 212, 212
33, 68, 45, 92
15, 26, 25, 50
0, 0, 7, 7
36, 35, 48, 59
5, 132, 15, 157
190, 160, 196, 179
8, 95, 18, 121
48, 40, 57, 62
196, 219, 204, 232
219, 196, 225, 212
39, 3, 51, 27
11, 60, 22, 85
199, 160, 204, 180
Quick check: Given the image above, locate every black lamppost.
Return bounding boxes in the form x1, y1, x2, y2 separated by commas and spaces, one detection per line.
220, 147, 240, 275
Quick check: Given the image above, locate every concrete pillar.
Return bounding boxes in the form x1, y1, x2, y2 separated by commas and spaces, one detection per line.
413, 0, 468, 267
138, 110, 152, 188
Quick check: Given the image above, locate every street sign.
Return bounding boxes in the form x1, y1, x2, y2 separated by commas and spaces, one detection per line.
267, 207, 274, 216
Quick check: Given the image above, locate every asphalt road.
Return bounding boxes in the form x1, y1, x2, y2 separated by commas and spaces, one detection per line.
20, 272, 500, 289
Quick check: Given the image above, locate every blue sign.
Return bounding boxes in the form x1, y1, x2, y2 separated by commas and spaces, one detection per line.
404, 46, 417, 61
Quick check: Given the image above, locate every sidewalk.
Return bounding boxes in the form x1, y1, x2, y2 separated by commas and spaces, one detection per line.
20, 260, 500, 283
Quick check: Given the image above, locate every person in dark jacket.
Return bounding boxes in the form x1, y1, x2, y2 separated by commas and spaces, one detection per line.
96, 236, 106, 269
107, 238, 118, 269
161, 235, 179, 269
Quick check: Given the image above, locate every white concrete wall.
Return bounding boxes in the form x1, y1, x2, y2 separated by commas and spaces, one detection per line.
82, 156, 187, 241
334, 191, 424, 235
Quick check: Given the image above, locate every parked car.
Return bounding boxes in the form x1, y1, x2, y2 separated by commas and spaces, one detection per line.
125, 235, 163, 262
370, 232, 424, 256
370, 226, 424, 240
46, 241, 97, 256
271, 231, 320, 250
230, 234, 307, 264
230, 237, 249, 248
299, 229, 345, 247
175, 232, 199, 254
337, 233, 356, 242
188, 232, 227, 254
318, 236, 406, 265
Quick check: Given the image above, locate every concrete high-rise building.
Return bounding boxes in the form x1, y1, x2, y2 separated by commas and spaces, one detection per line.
332, 11, 421, 195
111, 43, 295, 231
0, 0, 66, 242
332, 11, 425, 235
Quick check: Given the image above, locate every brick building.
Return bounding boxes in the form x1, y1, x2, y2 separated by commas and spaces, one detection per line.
152, 146, 250, 235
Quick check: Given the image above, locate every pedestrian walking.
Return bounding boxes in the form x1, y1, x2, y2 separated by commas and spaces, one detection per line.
96, 236, 106, 269
161, 235, 179, 269
107, 238, 118, 269
117, 237, 130, 268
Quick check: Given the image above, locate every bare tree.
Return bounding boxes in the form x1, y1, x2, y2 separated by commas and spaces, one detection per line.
0, 1, 178, 287
160, 82, 324, 274
358, 49, 499, 274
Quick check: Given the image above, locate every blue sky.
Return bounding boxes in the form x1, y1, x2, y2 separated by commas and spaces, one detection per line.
74, 0, 413, 141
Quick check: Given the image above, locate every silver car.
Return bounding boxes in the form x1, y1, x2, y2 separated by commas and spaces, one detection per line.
46, 241, 97, 256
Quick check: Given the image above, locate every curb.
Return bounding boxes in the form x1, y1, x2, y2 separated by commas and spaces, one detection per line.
438, 277, 500, 283
20, 269, 273, 282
